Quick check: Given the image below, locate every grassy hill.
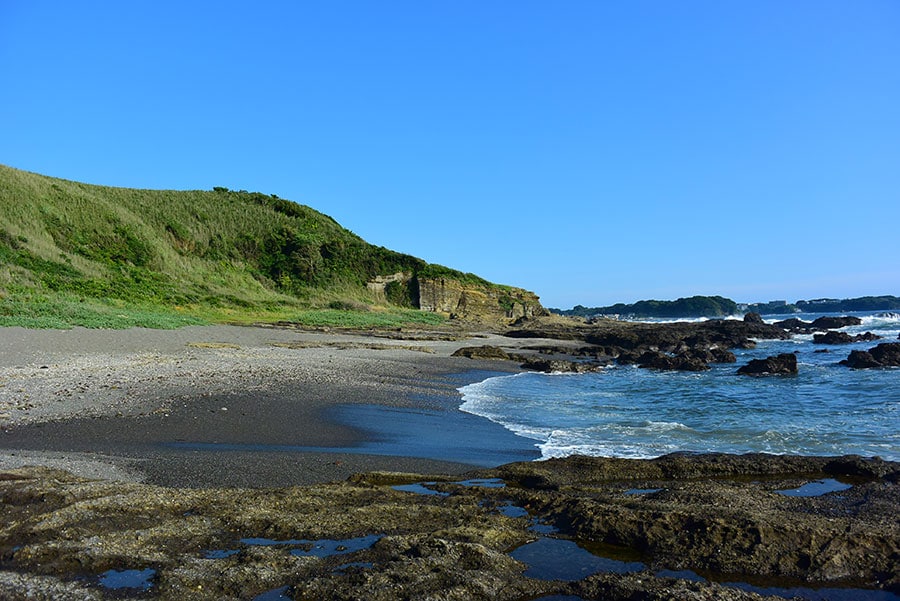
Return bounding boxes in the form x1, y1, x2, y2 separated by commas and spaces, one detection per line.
0, 164, 507, 328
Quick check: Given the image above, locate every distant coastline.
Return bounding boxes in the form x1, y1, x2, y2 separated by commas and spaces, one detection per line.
552, 294, 900, 319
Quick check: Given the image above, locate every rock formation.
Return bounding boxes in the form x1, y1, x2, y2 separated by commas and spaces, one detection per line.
841, 342, 900, 369
417, 277, 548, 324
737, 353, 798, 376
813, 331, 881, 344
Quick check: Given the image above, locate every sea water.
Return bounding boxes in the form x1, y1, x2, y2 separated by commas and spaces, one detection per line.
459, 312, 900, 461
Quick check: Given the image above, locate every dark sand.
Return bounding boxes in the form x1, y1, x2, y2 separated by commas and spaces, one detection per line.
0, 325, 546, 486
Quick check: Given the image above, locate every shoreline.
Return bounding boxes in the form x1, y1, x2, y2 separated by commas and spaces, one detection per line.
0, 324, 544, 486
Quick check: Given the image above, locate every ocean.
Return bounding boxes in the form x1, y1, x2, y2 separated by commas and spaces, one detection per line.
459, 312, 900, 461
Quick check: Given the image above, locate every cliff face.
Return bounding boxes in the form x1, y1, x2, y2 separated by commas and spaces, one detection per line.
416, 277, 548, 324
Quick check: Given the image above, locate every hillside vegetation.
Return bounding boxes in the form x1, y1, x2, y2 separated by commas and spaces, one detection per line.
0, 164, 511, 328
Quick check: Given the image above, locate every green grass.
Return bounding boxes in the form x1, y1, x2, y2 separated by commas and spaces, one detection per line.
285, 308, 447, 329
0, 164, 523, 330
0, 294, 208, 329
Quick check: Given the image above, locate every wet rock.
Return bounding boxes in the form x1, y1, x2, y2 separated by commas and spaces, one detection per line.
2, 454, 898, 600
743, 312, 764, 323
813, 331, 882, 344
737, 353, 798, 376
813, 331, 854, 344
811, 315, 863, 330
521, 358, 604, 373
841, 350, 881, 369
841, 342, 900, 368
775, 315, 863, 334
634, 351, 710, 372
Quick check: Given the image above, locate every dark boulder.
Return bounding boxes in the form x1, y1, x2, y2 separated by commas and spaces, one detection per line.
679, 348, 737, 364
856, 331, 883, 342
737, 353, 798, 376
814, 331, 883, 344
810, 315, 863, 330
775, 315, 863, 334
813, 331, 854, 344
841, 350, 881, 369
840, 343, 900, 368
871, 342, 900, 366
773, 318, 812, 333
743, 312, 764, 324
521, 358, 604, 373
636, 351, 710, 372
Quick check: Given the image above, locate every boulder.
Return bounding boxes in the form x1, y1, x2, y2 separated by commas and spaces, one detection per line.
814, 331, 883, 344
775, 315, 863, 334
521, 358, 604, 373
813, 331, 854, 344
870, 342, 900, 366
743, 312, 764, 324
856, 331, 883, 342
636, 351, 710, 372
841, 350, 881, 369
840, 343, 900, 368
774, 317, 811, 332
737, 353, 798, 376
810, 316, 863, 330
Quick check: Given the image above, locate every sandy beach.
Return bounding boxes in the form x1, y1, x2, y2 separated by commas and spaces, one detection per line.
0, 324, 548, 487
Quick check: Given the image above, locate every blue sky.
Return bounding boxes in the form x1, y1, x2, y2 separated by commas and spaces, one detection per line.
2, 1, 898, 308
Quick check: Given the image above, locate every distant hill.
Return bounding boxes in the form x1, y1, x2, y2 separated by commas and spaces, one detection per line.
554, 294, 900, 320
554, 296, 738, 319
747, 296, 900, 315
0, 164, 543, 328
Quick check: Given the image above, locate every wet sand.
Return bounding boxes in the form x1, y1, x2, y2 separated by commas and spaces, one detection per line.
0, 324, 543, 486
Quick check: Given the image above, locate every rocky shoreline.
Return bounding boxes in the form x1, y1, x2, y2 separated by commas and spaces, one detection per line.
1, 318, 898, 599
1, 453, 897, 600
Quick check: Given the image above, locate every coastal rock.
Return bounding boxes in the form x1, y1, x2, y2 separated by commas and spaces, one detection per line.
773, 317, 810, 332
742, 312, 764, 323
417, 277, 548, 325
451, 345, 512, 360
635, 351, 710, 372
521, 358, 604, 373
841, 350, 881, 369
737, 353, 798, 376
2, 454, 898, 600
841, 342, 900, 368
811, 315, 863, 330
775, 315, 863, 334
813, 331, 854, 344
813, 331, 882, 344
856, 331, 883, 342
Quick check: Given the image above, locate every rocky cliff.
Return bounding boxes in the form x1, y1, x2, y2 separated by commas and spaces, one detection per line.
416, 277, 548, 324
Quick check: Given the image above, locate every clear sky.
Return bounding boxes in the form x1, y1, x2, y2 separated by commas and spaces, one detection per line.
2, 1, 898, 309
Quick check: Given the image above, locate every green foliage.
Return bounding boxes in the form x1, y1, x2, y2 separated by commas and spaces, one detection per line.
385, 280, 416, 308
0, 295, 207, 329
792, 296, 900, 313
0, 164, 518, 328
287, 308, 446, 328
416, 263, 491, 287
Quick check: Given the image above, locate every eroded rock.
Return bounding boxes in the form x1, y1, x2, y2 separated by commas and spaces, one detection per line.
737, 353, 798, 376
1, 454, 896, 600
841, 342, 900, 368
